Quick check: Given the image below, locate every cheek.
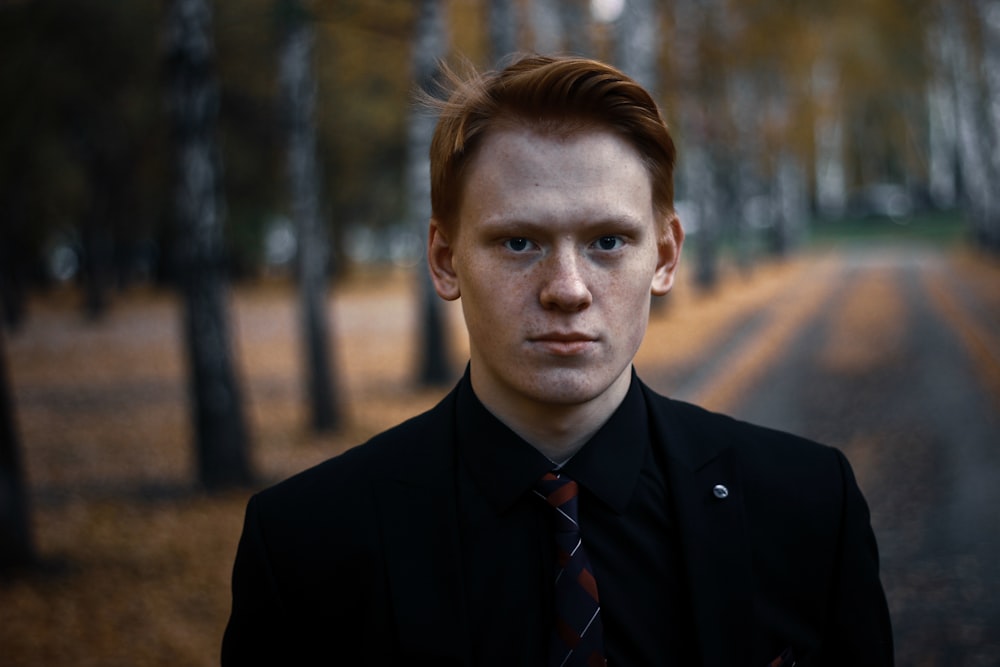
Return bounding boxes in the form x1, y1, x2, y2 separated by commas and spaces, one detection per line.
606, 272, 655, 333
461, 276, 520, 332
604, 264, 656, 302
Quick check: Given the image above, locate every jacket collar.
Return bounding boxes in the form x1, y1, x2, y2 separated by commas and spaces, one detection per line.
642, 381, 754, 667
457, 368, 650, 517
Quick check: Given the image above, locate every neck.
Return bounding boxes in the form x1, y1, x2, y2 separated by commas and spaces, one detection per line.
471, 369, 632, 463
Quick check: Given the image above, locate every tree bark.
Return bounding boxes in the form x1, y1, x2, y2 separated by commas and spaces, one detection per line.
409, 0, 453, 386
165, 0, 253, 490
279, 1, 341, 432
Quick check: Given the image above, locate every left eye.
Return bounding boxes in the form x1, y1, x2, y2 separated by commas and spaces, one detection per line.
595, 236, 623, 251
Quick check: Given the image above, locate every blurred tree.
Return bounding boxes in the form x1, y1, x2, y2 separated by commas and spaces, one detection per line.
611, 0, 685, 303
560, 0, 592, 55
1, 0, 991, 310
0, 0, 166, 314
926, 48, 959, 211
812, 58, 849, 219
307, 0, 412, 269
0, 330, 34, 573
929, 0, 1000, 250
488, 0, 519, 62
165, 0, 254, 490
214, 0, 285, 278
408, 0, 453, 386
613, 0, 659, 94
279, 0, 342, 431
670, 0, 723, 289
0, 0, 35, 328
530, 0, 564, 53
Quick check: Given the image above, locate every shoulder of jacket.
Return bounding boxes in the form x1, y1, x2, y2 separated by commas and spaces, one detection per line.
638, 379, 840, 463
255, 386, 459, 507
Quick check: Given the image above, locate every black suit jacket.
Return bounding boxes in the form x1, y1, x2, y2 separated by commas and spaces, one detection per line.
222, 378, 893, 666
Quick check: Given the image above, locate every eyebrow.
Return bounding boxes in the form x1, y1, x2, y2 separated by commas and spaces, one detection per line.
477, 215, 649, 235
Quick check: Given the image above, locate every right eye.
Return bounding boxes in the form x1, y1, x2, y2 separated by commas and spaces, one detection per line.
504, 237, 534, 252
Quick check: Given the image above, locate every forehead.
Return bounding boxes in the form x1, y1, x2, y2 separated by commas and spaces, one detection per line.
459, 127, 655, 229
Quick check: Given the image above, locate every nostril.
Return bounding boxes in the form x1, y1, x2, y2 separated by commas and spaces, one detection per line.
540, 277, 593, 312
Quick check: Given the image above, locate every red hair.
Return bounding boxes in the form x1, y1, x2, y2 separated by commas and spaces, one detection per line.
428, 54, 676, 235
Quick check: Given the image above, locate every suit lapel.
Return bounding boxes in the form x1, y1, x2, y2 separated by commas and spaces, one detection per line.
669, 449, 754, 666
374, 393, 469, 663
644, 384, 753, 667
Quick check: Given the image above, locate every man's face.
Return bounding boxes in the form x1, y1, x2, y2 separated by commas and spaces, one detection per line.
428, 126, 683, 417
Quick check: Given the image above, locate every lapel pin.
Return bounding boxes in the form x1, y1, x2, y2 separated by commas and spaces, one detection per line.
712, 484, 729, 500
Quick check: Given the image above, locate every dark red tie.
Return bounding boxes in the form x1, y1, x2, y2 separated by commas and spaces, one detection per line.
534, 471, 606, 667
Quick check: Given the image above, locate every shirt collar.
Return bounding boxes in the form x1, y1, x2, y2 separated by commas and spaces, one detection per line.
456, 368, 650, 515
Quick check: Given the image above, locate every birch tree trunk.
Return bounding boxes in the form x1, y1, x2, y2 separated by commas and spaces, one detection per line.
672, 0, 722, 289
165, 0, 253, 490
926, 69, 958, 210
775, 150, 808, 255
409, 0, 452, 386
812, 60, 848, 219
726, 71, 766, 271
974, 0, 1000, 248
767, 73, 807, 256
279, 1, 341, 431
936, 1, 1000, 250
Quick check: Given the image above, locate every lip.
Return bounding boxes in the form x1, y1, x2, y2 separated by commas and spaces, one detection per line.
528, 332, 597, 356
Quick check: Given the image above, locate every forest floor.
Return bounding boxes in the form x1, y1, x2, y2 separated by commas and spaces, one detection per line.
2, 239, 999, 666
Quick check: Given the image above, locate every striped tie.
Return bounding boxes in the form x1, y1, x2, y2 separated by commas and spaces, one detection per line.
534, 471, 606, 667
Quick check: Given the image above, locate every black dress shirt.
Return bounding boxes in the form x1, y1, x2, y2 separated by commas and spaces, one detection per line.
455, 370, 700, 665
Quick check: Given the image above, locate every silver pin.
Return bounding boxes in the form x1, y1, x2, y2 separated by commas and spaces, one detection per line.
712, 484, 729, 500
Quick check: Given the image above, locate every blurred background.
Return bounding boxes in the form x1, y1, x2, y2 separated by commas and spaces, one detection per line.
1, 0, 998, 665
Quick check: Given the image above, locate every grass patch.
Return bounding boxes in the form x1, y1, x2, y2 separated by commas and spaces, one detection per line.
806, 210, 969, 248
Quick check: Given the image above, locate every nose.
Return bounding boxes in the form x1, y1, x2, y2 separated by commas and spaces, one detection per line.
539, 248, 592, 312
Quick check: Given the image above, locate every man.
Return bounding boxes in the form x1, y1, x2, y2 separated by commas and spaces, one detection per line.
222, 55, 893, 666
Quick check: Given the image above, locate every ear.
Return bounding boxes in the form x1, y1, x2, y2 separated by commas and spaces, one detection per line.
427, 219, 461, 301
651, 212, 684, 296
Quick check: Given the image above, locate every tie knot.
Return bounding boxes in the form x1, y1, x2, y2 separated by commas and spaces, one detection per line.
534, 472, 580, 524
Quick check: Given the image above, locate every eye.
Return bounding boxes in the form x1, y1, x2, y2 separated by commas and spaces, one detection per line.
594, 235, 624, 251
503, 237, 535, 252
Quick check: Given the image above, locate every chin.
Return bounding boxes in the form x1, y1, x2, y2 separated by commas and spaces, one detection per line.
518, 367, 623, 407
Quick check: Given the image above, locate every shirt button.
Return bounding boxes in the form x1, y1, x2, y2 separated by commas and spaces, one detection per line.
712, 484, 729, 499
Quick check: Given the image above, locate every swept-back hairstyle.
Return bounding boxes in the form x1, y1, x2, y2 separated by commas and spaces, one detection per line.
427, 54, 677, 234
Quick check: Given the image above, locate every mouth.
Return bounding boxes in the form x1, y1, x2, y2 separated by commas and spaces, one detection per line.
528, 332, 597, 356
